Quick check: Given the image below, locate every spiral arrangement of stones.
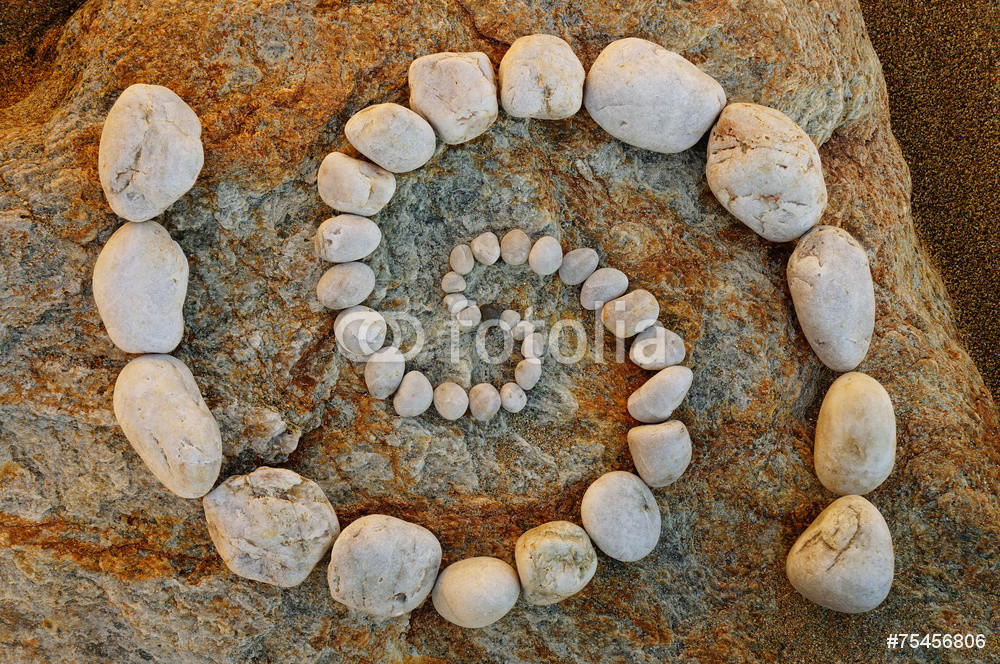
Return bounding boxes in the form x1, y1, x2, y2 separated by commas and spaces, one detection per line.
92, 33, 899, 627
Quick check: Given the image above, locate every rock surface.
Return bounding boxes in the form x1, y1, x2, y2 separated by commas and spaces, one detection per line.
2, 1, 999, 662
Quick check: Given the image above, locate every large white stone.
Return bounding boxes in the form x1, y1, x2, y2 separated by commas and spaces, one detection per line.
317, 152, 395, 216
581, 471, 661, 562
432, 557, 520, 628
394, 371, 434, 417
629, 324, 685, 371
409, 52, 498, 145
499, 34, 585, 120
601, 289, 659, 338
627, 421, 692, 488
314, 214, 382, 263
627, 366, 693, 423
515, 520, 597, 605
334, 306, 386, 360
580, 268, 628, 311
364, 346, 405, 399
316, 262, 375, 310
344, 103, 437, 173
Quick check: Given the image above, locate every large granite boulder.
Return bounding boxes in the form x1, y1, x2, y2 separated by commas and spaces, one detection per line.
1, 1, 997, 662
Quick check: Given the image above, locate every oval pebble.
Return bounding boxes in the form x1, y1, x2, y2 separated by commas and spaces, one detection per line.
528, 236, 562, 275
627, 421, 692, 487
316, 262, 375, 310
630, 324, 686, 370
499, 309, 521, 330
113, 354, 221, 498
409, 52, 498, 145
443, 293, 468, 313
558, 248, 599, 285
815, 373, 896, 495
584, 38, 726, 154
364, 346, 405, 399
581, 471, 661, 562
434, 382, 469, 421
601, 289, 659, 338
334, 306, 386, 359
628, 365, 693, 423
328, 514, 442, 617
394, 371, 434, 417
203, 467, 339, 587
499, 34, 585, 120
470, 232, 501, 265
500, 382, 527, 413
511, 319, 535, 341
344, 102, 437, 173
450, 244, 475, 275
522, 331, 545, 359
93, 221, 188, 354
501, 229, 531, 265
98, 84, 204, 222
432, 557, 520, 628
314, 214, 382, 263
515, 358, 542, 390
787, 225, 876, 372
457, 304, 482, 328
441, 271, 467, 293
515, 521, 597, 605
317, 152, 395, 216
469, 383, 502, 421
580, 268, 628, 311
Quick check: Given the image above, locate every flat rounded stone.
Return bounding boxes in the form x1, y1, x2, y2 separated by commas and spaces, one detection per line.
515, 358, 542, 390
443, 293, 468, 313
580, 268, 628, 310
601, 289, 659, 338
457, 304, 482, 328
786, 495, 894, 613
394, 371, 434, 417
98, 84, 204, 222
707, 103, 827, 242
584, 38, 726, 154
432, 557, 520, 628
203, 467, 340, 587
499, 309, 521, 329
501, 229, 531, 265
528, 235, 562, 275
434, 381, 468, 421
314, 214, 382, 263
630, 324, 686, 370
328, 514, 442, 617
581, 471, 661, 562
409, 52, 498, 145
500, 382, 527, 413
334, 306, 386, 359
499, 34, 585, 120
113, 354, 221, 498
450, 244, 475, 275
628, 365, 693, 423
522, 331, 545, 359
815, 372, 896, 495
364, 346, 405, 399
316, 261, 375, 310
787, 225, 876, 372
558, 247, 599, 285
511, 319, 535, 341
627, 421, 692, 487
470, 231, 501, 265
469, 383, 502, 421
93, 221, 188, 354
317, 152, 395, 216
515, 520, 597, 605
441, 271, 467, 293
344, 102, 436, 173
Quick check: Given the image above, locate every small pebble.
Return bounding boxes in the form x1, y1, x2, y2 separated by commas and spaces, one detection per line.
344, 102, 437, 173
469, 383, 502, 421
457, 304, 482, 328
630, 324, 686, 370
580, 268, 628, 310
317, 152, 395, 216
203, 467, 339, 587
628, 365, 693, 423
815, 372, 896, 495
409, 52, 498, 145
499, 309, 521, 330
433, 382, 469, 421
501, 229, 531, 265
328, 514, 442, 617
500, 382, 527, 413
558, 248, 599, 285
316, 262, 376, 310
511, 319, 535, 341
364, 346, 405, 399
601, 289, 659, 338
515, 358, 542, 390
786, 495, 894, 613
441, 271, 467, 293
515, 521, 597, 605
432, 557, 520, 628
581, 471, 661, 562
334, 306, 386, 359
528, 236, 562, 275
470, 231, 501, 265
627, 421, 692, 487
522, 332, 545, 358
499, 34, 585, 120
443, 293, 468, 313
394, 371, 434, 417
314, 214, 382, 263
450, 244, 475, 275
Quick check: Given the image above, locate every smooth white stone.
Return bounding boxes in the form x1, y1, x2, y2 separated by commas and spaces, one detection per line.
511, 319, 535, 341
314, 214, 382, 263
328, 514, 442, 617
500, 382, 527, 413
457, 304, 482, 328
501, 229, 531, 265
317, 152, 395, 216
580, 268, 628, 310
98, 84, 204, 222
815, 373, 896, 496
528, 236, 562, 276
601, 289, 659, 338
630, 324, 686, 371
344, 102, 437, 173
364, 346, 405, 399
113, 354, 221, 498
393, 371, 434, 417
433, 382, 469, 421
515, 358, 542, 390
584, 37, 726, 154
558, 248, 599, 285
627, 421, 692, 488
409, 52, 498, 145
787, 225, 876, 372
469, 383, 502, 421
449, 244, 475, 275
441, 271, 467, 293
203, 467, 339, 587
499, 34, 585, 120
93, 221, 188, 354
515, 521, 597, 605
786, 495, 894, 613
316, 262, 375, 310
432, 557, 520, 629
443, 293, 468, 313
707, 103, 826, 242
334, 306, 386, 359
470, 231, 501, 265
522, 332, 545, 359
628, 365, 693, 423
499, 309, 521, 330
581, 471, 661, 562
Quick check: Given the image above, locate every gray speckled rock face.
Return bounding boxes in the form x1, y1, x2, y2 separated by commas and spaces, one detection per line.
97, 83, 204, 222
499, 34, 585, 120
203, 467, 340, 587
409, 52, 498, 145
581, 471, 661, 561
515, 521, 597, 605
327, 514, 442, 617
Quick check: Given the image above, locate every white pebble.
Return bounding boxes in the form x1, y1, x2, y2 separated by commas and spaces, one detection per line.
558, 247, 599, 285
522, 332, 545, 358
580, 268, 628, 310
364, 346, 405, 399
581, 471, 661, 562
511, 319, 535, 341
409, 52, 498, 145
515, 521, 597, 605
468, 383, 501, 421
470, 231, 501, 265
627, 421, 692, 487
457, 304, 482, 328
443, 293, 468, 313
630, 324, 686, 370
441, 271, 467, 293
314, 214, 382, 263
344, 102, 437, 173
499, 309, 521, 330
432, 557, 520, 628
334, 306, 386, 359
628, 365, 693, 423
317, 152, 395, 216
449, 244, 475, 274
601, 289, 659, 338
500, 382, 527, 413
515, 358, 542, 390
433, 382, 469, 421
499, 34, 585, 120
501, 229, 531, 265
393, 371, 434, 417
528, 236, 562, 275
317, 262, 376, 310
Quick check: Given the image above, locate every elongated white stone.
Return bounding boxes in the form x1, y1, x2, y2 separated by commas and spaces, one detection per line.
627, 421, 692, 487
344, 102, 437, 173
501, 229, 531, 265
365, 346, 405, 399
434, 381, 469, 421
314, 214, 382, 263
581, 471, 660, 562
443, 293, 468, 313
627, 365, 693, 423
317, 152, 395, 216
394, 371, 433, 416
499, 34, 585, 120
316, 262, 375, 310
409, 52, 498, 145
630, 324, 685, 371
580, 268, 628, 310
601, 289, 659, 338
528, 236, 562, 276
515, 521, 597, 605
432, 557, 520, 628
558, 248, 599, 285
450, 244, 475, 275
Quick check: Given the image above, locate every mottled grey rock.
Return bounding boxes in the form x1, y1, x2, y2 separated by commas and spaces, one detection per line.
203, 467, 340, 587
515, 358, 542, 390
501, 229, 531, 265
409, 52, 498, 145
433, 381, 468, 421
581, 471, 661, 562
316, 262, 376, 310
499, 34, 585, 120
580, 268, 628, 310
630, 324, 686, 371
432, 556, 520, 629
344, 103, 437, 173
394, 371, 434, 416
449, 243, 475, 275
364, 346, 405, 399
500, 382, 527, 413
317, 152, 395, 216
314, 214, 382, 263
515, 521, 597, 605
601, 289, 659, 338
558, 248, 599, 285
628, 365, 693, 423
470, 231, 501, 265
334, 306, 386, 359
627, 421, 692, 488
528, 235, 562, 276
468, 383, 501, 421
